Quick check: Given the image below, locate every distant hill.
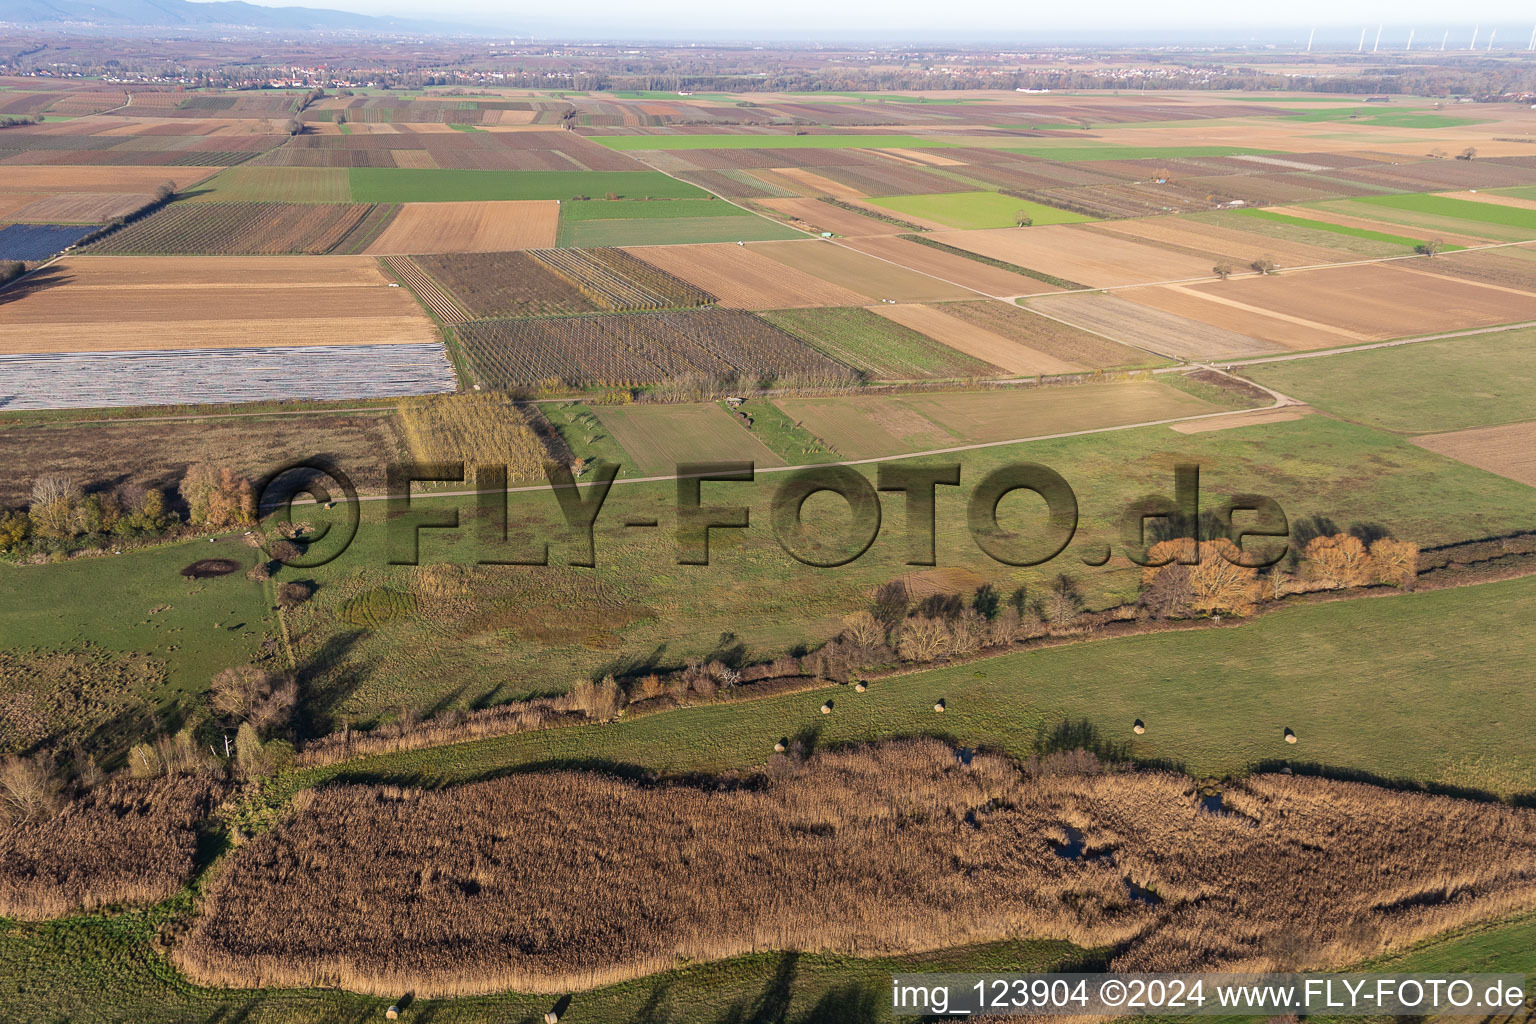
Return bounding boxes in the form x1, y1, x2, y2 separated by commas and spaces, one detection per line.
2, 0, 483, 34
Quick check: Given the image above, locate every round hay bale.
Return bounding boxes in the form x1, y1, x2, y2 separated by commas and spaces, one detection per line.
1133, 719, 1146, 735
933, 699, 946, 713
820, 702, 832, 715
545, 1012, 561, 1024
854, 681, 867, 693
1284, 727, 1297, 744
773, 739, 786, 753
386, 1007, 399, 1021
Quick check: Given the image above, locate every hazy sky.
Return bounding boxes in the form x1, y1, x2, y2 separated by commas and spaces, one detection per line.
206, 0, 1536, 41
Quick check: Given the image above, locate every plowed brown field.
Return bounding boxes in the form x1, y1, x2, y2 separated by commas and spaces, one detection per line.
1412, 420, 1536, 486
871, 303, 1080, 375
930, 225, 1214, 287
0, 166, 221, 193
626, 242, 866, 308
757, 197, 904, 237
841, 235, 1056, 296
1085, 216, 1353, 268
752, 239, 979, 302
363, 201, 559, 254
1028, 292, 1278, 360
0, 256, 438, 354
7, 192, 154, 223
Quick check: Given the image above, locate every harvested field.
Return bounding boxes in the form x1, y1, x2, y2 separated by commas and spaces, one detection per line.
0, 646, 163, 757
1413, 420, 1536, 487
1, 778, 219, 921
752, 239, 980, 302
81, 201, 398, 256
761, 306, 1000, 379
1027, 292, 1278, 360
0, 410, 405, 503
175, 740, 1536, 996
929, 225, 1214, 288
0, 343, 455, 410
0, 166, 219, 194
0, 256, 440, 355
4, 192, 152, 223
936, 299, 1167, 369
1086, 214, 1354, 268
757, 197, 906, 236
1170, 406, 1312, 433
594, 403, 785, 475
1174, 263, 1536, 344
871, 303, 1079, 376
557, 211, 800, 247
777, 381, 1218, 458
362, 201, 558, 254
627, 242, 867, 309
1415, 245, 1536, 290
455, 309, 856, 388
839, 235, 1052, 296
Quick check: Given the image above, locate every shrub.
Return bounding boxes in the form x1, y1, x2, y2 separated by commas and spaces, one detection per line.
1369, 538, 1419, 589
276, 582, 312, 609
211, 667, 297, 734
840, 610, 885, 648
180, 464, 255, 529
895, 617, 950, 662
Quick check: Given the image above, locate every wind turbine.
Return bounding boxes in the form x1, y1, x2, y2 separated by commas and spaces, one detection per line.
1469, 24, 1478, 49
1373, 25, 1382, 51
1307, 27, 1315, 52
1406, 28, 1414, 50
1358, 27, 1367, 51
1528, 24, 1536, 49
1441, 29, 1449, 50
1487, 28, 1496, 50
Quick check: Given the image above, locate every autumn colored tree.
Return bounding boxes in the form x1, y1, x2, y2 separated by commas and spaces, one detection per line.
1369, 538, 1419, 589
1304, 534, 1373, 589
211, 667, 297, 735
181, 465, 256, 529
1187, 538, 1262, 616
896, 617, 950, 662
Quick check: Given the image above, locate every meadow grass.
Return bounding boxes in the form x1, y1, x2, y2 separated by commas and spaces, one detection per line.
761, 305, 1001, 379
347, 168, 706, 202
593, 134, 958, 151
311, 573, 1536, 797
869, 192, 1094, 229
1241, 326, 1536, 433
1280, 108, 1488, 128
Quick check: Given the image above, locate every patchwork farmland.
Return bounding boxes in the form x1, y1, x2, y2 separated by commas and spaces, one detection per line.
5, 63, 1536, 1024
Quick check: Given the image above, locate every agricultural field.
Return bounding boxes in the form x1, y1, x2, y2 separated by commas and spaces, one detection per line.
362, 201, 558, 253
410, 247, 714, 318
455, 308, 856, 388
629, 242, 870, 308
775, 380, 1221, 458
752, 239, 981, 301
1413, 421, 1536, 487
594, 403, 786, 475
348, 168, 706, 202
9, 71, 1536, 1024
0, 256, 441, 354
1240, 327, 1536, 433
81, 201, 400, 255
761, 305, 1001, 379
869, 192, 1095, 229
931, 224, 1215, 287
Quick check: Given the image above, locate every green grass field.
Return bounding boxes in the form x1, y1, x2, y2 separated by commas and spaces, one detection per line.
1000, 144, 1278, 162
1280, 107, 1488, 128
593, 133, 957, 151
761, 306, 1002, 379
554, 198, 802, 245
1232, 207, 1457, 251
314, 573, 1536, 798
347, 168, 707, 202
868, 192, 1094, 229
1354, 192, 1536, 233
1240, 327, 1536, 433
184, 167, 351, 204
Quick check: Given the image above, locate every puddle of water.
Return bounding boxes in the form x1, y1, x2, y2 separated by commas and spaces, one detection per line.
1126, 878, 1162, 906
1052, 826, 1086, 860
